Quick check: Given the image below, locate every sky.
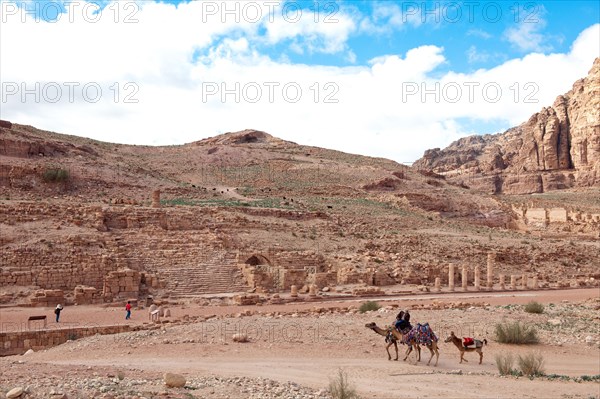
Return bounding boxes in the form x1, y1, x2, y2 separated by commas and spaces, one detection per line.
0, 0, 599, 163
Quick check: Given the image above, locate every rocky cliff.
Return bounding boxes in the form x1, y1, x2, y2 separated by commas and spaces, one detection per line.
414, 58, 600, 194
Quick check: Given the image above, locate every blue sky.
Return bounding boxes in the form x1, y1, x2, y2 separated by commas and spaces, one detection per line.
156, 0, 600, 71
1, 0, 599, 162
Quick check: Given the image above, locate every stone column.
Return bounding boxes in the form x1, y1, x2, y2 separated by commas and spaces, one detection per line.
474, 266, 480, 291
532, 276, 538, 289
448, 264, 455, 291
309, 284, 317, 297
522, 274, 528, 289
290, 285, 298, 298
462, 266, 468, 291
487, 252, 495, 290
434, 277, 441, 292
499, 274, 505, 290
152, 190, 161, 208
510, 275, 517, 290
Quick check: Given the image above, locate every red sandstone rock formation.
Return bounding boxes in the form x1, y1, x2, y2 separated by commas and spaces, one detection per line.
414, 58, 600, 194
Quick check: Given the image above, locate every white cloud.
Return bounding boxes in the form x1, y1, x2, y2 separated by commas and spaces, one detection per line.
1, 1, 599, 163
503, 6, 552, 52
467, 29, 492, 40
466, 46, 490, 63
262, 2, 357, 54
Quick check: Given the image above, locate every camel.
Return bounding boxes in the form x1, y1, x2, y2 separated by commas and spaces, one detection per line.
364, 322, 402, 361
408, 323, 440, 366
444, 331, 487, 364
365, 322, 440, 366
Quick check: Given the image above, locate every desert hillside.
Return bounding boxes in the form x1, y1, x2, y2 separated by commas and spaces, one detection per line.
1, 108, 599, 306
1, 60, 600, 306
414, 58, 600, 195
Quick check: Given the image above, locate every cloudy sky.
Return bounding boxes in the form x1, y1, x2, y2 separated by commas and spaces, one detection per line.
0, 0, 599, 163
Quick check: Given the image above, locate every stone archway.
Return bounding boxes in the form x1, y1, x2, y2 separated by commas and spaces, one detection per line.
245, 254, 272, 267
242, 254, 281, 290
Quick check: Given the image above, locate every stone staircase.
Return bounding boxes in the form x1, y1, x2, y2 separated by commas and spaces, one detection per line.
160, 256, 249, 297
106, 232, 250, 297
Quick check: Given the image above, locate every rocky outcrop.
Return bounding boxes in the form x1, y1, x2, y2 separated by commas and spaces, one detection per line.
414, 58, 600, 194
0, 121, 99, 158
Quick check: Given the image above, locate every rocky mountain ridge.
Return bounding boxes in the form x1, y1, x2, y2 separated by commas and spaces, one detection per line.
414, 58, 600, 194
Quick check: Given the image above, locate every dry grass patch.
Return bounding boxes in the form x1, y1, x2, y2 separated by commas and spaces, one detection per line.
495, 321, 539, 344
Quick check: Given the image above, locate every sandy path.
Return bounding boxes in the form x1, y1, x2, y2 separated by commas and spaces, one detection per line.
1, 288, 597, 328
2, 288, 599, 398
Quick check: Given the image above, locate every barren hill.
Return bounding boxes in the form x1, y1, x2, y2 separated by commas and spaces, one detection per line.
1, 85, 599, 305
414, 58, 600, 195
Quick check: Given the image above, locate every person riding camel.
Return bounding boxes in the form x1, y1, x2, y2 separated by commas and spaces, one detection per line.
393, 310, 412, 333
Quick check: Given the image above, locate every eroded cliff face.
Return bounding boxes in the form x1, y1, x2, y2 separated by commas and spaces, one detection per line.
414, 58, 600, 194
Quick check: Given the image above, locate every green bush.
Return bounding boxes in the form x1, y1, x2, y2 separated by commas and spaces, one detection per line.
42, 168, 70, 183
524, 301, 544, 314
518, 352, 545, 377
329, 369, 360, 399
358, 301, 381, 313
495, 321, 539, 344
495, 352, 515, 375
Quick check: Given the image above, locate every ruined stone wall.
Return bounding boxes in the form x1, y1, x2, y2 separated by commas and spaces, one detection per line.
0, 249, 115, 290
102, 268, 141, 301
273, 252, 328, 272
281, 269, 308, 290
311, 271, 337, 288
512, 203, 600, 233
526, 208, 547, 227
548, 208, 568, 223
0, 324, 130, 357
29, 289, 64, 307
0, 202, 335, 297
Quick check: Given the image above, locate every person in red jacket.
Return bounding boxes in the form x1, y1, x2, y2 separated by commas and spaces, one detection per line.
125, 301, 132, 320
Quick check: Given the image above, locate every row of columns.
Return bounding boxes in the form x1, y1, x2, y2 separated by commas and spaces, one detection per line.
290, 284, 317, 297
434, 253, 538, 292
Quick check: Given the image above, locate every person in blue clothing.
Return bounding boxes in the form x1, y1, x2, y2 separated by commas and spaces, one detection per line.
394, 310, 412, 332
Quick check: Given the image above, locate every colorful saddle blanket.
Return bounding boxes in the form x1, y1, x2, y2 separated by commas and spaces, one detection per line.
415, 323, 438, 345
463, 337, 474, 347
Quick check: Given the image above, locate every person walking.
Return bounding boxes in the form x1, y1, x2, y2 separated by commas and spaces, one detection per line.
54, 304, 63, 322
125, 301, 132, 320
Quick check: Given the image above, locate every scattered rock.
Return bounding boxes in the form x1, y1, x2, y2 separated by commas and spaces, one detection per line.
6, 387, 24, 399
164, 372, 186, 388
585, 336, 594, 345
232, 333, 249, 343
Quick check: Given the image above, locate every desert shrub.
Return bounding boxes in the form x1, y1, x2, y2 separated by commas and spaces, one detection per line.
329, 369, 360, 399
495, 321, 539, 344
495, 352, 515, 375
358, 301, 380, 313
42, 168, 70, 183
518, 352, 545, 377
580, 375, 600, 382
546, 373, 570, 381
524, 301, 544, 314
